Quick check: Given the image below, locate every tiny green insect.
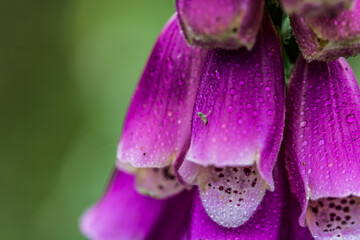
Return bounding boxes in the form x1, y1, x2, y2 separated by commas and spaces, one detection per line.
197, 112, 208, 125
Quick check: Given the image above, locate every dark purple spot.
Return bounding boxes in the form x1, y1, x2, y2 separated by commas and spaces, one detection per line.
343, 207, 349, 213
251, 178, 257, 187
225, 188, 232, 194
312, 207, 319, 214
218, 173, 224, 178
243, 167, 251, 176
215, 168, 223, 172
219, 186, 224, 191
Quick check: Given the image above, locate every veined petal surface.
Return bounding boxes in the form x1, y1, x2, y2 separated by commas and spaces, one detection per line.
117, 15, 207, 168
285, 57, 360, 239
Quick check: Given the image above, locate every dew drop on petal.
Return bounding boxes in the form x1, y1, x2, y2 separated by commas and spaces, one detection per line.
346, 114, 355, 124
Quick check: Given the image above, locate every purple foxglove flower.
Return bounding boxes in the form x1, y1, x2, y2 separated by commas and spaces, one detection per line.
285, 56, 360, 239
189, 154, 287, 240
116, 15, 207, 198
176, 0, 264, 50
291, 0, 360, 61
80, 169, 194, 240
281, 0, 355, 17
178, 13, 285, 228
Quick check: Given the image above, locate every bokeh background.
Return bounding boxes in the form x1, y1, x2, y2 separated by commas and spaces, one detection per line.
1, 1, 360, 240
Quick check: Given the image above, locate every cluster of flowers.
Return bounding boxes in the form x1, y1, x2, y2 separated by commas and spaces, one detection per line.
80, 0, 360, 239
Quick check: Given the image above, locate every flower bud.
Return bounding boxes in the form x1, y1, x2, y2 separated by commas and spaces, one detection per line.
281, 0, 355, 17
291, 0, 360, 61
176, 0, 264, 50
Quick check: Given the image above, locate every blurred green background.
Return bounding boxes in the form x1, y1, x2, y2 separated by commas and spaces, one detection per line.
1, 1, 360, 240
0, 0, 174, 239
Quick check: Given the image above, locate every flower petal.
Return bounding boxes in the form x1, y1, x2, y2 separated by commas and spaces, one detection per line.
80, 170, 194, 240
291, 1, 360, 61
281, 0, 355, 17
184, 12, 285, 189
285, 56, 360, 239
189, 157, 286, 239
176, 0, 264, 50
117, 14, 207, 168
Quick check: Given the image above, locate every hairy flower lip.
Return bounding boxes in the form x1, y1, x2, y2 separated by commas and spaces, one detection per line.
176, 0, 264, 50
189, 153, 287, 239
285, 56, 360, 239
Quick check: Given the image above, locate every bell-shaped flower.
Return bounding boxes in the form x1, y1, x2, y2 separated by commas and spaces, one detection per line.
178, 13, 285, 228
189, 152, 288, 240
285, 56, 360, 239
80, 170, 194, 240
116, 15, 207, 198
291, 0, 360, 61
281, 0, 355, 17
176, 0, 264, 50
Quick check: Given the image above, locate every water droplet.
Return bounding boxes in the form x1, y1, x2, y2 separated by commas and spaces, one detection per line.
229, 88, 236, 95
346, 114, 355, 124
300, 121, 307, 128
318, 140, 325, 146
227, 106, 234, 113
257, 97, 264, 103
